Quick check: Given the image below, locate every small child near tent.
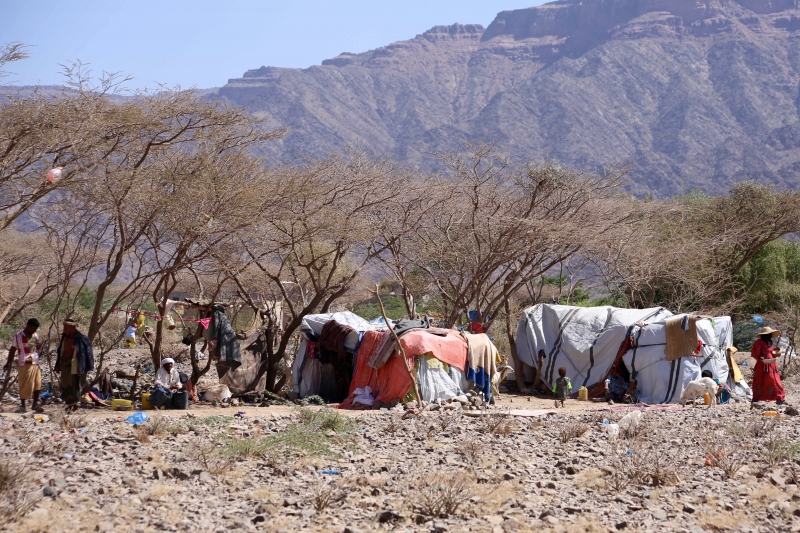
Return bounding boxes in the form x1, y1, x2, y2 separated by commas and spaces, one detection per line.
623, 379, 641, 404
701, 369, 732, 404
553, 367, 572, 408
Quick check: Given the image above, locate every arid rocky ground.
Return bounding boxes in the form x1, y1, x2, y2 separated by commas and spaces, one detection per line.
1, 350, 799, 533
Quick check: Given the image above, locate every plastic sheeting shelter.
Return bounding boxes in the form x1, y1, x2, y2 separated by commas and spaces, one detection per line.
291, 311, 499, 405
291, 311, 386, 397
516, 304, 751, 404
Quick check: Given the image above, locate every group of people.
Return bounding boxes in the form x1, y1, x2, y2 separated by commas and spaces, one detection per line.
4, 317, 189, 413
3, 318, 93, 413
2, 318, 791, 412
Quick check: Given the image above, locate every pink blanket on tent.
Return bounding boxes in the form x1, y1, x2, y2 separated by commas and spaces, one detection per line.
399, 329, 468, 372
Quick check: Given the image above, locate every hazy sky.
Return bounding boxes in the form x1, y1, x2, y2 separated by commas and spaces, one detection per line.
1, 1, 545, 90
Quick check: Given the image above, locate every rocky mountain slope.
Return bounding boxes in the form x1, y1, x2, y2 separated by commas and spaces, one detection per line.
218, 0, 800, 196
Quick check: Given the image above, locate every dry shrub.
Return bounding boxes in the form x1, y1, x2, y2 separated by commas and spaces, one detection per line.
556, 420, 589, 443
0, 458, 39, 527
484, 416, 516, 436
727, 417, 778, 439
604, 457, 631, 493
381, 417, 404, 435
632, 445, 680, 486
604, 432, 681, 488
760, 434, 800, 467
187, 438, 235, 475
311, 482, 345, 511
460, 438, 482, 462
700, 434, 745, 479
133, 414, 178, 443
410, 470, 475, 517
438, 413, 460, 432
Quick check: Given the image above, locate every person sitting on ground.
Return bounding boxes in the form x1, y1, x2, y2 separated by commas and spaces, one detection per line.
4, 318, 43, 413
701, 369, 732, 405
150, 358, 181, 409
622, 378, 641, 404
553, 366, 572, 408
605, 368, 627, 405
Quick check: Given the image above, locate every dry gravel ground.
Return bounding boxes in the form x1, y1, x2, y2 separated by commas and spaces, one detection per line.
1, 361, 799, 532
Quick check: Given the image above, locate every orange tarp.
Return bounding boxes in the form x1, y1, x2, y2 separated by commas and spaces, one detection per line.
340, 329, 468, 409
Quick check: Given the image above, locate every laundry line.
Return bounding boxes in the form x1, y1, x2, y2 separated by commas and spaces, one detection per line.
109, 307, 211, 327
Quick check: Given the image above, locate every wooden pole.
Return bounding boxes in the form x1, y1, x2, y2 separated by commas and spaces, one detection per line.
370, 285, 424, 409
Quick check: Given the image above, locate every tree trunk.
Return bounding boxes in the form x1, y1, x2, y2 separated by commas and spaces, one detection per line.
504, 300, 528, 393
151, 314, 164, 369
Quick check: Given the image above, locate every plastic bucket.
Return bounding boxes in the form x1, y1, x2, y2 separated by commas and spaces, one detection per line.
141, 392, 154, 410
171, 391, 189, 410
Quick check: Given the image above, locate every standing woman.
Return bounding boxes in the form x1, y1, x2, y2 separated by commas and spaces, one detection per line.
751, 326, 786, 405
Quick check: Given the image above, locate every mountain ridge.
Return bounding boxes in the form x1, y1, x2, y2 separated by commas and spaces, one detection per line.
219, 0, 800, 195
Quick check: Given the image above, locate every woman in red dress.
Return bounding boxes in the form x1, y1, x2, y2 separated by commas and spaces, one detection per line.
751, 326, 786, 404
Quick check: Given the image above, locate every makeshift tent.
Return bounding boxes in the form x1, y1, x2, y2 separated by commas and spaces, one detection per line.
291, 312, 501, 406
291, 311, 386, 400
515, 304, 751, 404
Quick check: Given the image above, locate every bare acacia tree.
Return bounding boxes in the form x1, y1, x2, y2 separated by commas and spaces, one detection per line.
143, 143, 273, 368
589, 183, 800, 314
401, 144, 626, 331
44, 88, 283, 345
0, 63, 135, 235
230, 150, 422, 392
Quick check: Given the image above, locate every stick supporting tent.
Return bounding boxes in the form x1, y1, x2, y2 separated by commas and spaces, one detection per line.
370, 285, 423, 409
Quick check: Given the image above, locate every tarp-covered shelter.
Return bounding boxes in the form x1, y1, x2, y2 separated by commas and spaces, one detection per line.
292, 312, 501, 406
515, 304, 752, 404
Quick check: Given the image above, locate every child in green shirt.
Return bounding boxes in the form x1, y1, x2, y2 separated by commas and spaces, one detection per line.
553, 366, 572, 408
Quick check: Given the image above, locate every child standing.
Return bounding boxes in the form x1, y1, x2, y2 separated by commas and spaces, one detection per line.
553, 367, 572, 408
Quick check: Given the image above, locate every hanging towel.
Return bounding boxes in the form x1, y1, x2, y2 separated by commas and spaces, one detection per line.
461, 332, 499, 400
213, 305, 241, 371
665, 315, 697, 361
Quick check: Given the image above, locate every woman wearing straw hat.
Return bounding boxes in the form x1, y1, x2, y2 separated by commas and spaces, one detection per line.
751, 326, 786, 404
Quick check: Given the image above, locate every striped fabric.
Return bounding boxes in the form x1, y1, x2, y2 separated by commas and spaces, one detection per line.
12, 331, 39, 366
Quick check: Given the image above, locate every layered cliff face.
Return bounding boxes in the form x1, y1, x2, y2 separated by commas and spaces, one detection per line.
218, 0, 800, 196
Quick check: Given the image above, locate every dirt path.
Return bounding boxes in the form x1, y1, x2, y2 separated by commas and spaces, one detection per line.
0, 392, 675, 422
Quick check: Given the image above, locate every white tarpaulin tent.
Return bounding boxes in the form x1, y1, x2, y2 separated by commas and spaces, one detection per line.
516, 304, 751, 404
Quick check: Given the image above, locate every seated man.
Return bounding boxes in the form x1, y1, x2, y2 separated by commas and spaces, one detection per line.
149, 358, 182, 409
